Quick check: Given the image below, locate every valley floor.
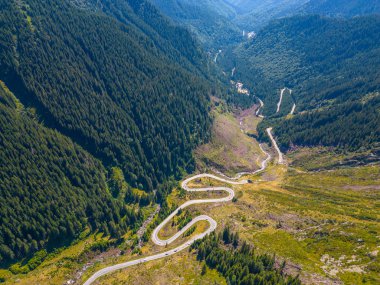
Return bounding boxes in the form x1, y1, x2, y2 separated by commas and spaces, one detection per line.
2, 107, 379, 285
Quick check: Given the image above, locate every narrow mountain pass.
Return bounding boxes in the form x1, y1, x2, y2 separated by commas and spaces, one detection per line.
83, 138, 279, 284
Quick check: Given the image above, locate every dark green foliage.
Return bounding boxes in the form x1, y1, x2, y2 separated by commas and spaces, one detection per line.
0, 0, 211, 192
229, 0, 307, 31
0, 84, 140, 265
222, 227, 232, 244
182, 225, 196, 237
226, 15, 380, 150
1, 0, 211, 265
226, 91, 257, 110
300, 0, 380, 18
261, 94, 380, 151
172, 209, 192, 230
191, 231, 301, 285
226, 0, 380, 31
230, 15, 380, 114
151, 0, 241, 49
222, 227, 239, 247
178, 216, 192, 230
86, 0, 208, 74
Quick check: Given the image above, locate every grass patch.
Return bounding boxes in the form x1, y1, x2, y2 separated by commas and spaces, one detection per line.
195, 111, 264, 175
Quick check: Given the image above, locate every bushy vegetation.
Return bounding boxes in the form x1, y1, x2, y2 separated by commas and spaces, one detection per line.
86, 0, 208, 74
191, 229, 301, 285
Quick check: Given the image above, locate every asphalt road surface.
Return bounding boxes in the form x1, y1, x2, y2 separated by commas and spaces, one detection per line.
83, 133, 281, 284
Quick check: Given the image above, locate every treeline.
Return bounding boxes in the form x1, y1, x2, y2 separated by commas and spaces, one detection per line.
191, 228, 301, 285
0, 83, 142, 265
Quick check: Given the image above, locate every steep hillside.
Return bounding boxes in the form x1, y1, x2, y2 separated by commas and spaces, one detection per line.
225, 15, 380, 150
152, 0, 380, 50
260, 93, 380, 152
80, 0, 209, 74
151, 0, 242, 49
301, 0, 380, 18
233, 15, 380, 108
0, 81, 139, 266
228, 0, 380, 30
0, 0, 212, 193
228, 0, 308, 30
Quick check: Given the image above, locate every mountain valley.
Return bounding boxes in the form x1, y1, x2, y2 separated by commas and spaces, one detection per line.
0, 1, 379, 284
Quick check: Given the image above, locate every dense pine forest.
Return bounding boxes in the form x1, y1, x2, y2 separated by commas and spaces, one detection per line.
0, 82, 142, 266
191, 229, 301, 285
152, 0, 242, 49
259, 93, 380, 151
0, 0, 212, 192
221, 15, 380, 151
0, 0, 214, 265
1, 0, 379, 282
300, 0, 380, 17
226, 15, 380, 113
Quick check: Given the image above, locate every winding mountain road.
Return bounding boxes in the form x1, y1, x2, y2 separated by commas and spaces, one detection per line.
255, 98, 265, 118
83, 144, 274, 284
266, 127, 284, 164
214, 49, 222, 63
277, 88, 292, 113
277, 88, 286, 113
290, 103, 296, 115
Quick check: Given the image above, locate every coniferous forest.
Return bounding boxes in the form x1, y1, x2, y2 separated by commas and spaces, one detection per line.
0, 0, 212, 264
191, 229, 301, 285
0, 82, 141, 265
223, 15, 380, 151
0, 0, 379, 283
259, 94, 380, 152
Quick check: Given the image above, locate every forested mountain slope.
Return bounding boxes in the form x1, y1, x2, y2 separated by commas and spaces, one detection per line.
79, 0, 209, 74
151, 0, 241, 49
227, 0, 308, 30
229, 15, 380, 111
0, 0, 211, 193
224, 15, 380, 151
155, 0, 380, 47
227, 0, 380, 30
259, 93, 380, 152
0, 81, 138, 265
0, 0, 215, 265
300, 0, 380, 18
